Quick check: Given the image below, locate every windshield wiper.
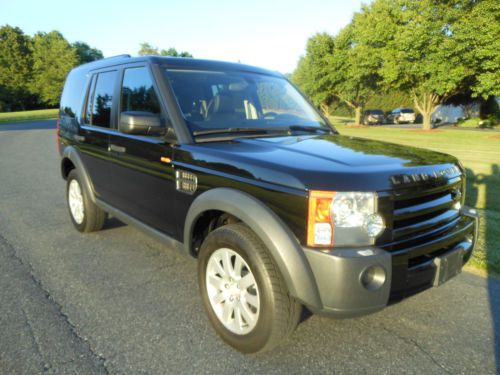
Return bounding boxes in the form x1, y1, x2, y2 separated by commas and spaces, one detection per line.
193, 127, 290, 137
288, 125, 332, 134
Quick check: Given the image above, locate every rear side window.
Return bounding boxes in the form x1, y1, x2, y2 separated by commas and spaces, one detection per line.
60, 68, 87, 118
85, 70, 117, 128
120, 67, 161, 114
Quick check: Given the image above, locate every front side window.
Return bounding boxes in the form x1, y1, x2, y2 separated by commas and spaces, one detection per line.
86, 70, 117, 128
165, 69, 329, 134
121, 67, 161, 114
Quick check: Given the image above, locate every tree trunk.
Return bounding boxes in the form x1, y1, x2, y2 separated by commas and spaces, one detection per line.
422, 111, 432, 131
413, 91, 439, 131
320, 102, 330, 117
354, 106, 362, 125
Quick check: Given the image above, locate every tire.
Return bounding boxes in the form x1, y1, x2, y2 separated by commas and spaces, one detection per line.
66, 169, 106, 232
198, 223, 302, 353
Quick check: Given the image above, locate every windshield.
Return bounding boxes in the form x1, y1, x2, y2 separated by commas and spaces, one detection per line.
368, 110, 384, 115
401, 108, 414, 113
165, 69, 330, 135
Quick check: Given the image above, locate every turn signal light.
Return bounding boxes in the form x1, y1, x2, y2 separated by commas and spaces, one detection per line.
307, 191, 335, 247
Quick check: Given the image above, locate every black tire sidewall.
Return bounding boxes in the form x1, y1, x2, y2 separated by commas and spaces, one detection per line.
198, 225, 277, 353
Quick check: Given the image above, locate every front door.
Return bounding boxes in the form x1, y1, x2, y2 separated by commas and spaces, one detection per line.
106, 65, 177, 236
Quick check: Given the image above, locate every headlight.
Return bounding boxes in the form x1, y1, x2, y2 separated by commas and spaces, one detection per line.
307, 191, 385, 247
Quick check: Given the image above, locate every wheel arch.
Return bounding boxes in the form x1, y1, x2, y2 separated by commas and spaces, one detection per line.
61, 146, 96, 203
184, 187, 322, 308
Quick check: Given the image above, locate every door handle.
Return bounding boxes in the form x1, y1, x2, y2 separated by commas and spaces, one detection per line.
109, 144, 126, 153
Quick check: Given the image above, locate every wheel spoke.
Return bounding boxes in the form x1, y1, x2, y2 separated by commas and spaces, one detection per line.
240, 302, 255, 325
239, 274, 255, 290
222, 301, 233, 323
222, 251, 233, 277
212, 291, 225, 305
245, 293, 258, 308
208, 274, 223, 289
213, 256, 226, 278
234, 305, 244, 329
233, 256, 243, 277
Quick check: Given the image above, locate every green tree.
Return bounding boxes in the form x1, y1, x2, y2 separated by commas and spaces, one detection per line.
138, 42, 159, 56
291, 33, 336, 116
354, 0, 498, 130
453, 0, 500, 100
327, 24, 380, 124
30, 31, 78, 106
72, 41, 103, 64
138, 43, 193, 57
292, 28, 380, 123
365, 90, 413, 113
0, 25, 33, 110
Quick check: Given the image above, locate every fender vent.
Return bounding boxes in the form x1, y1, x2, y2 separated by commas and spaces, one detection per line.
176, 170, 198, 195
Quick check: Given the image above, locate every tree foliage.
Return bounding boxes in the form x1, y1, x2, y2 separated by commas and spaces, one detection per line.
138, 42, 193, 57
292, 24, 381, 124
0, 25, 33, 110
293, 0, 499, 129
291, 33, 335, 115
29, 31, 78, 106
327, 23, 381, 124
72, 41, 103, 64
0, 25, 103, 110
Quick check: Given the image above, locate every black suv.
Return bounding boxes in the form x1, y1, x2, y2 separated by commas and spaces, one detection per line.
58, 55, 479, 353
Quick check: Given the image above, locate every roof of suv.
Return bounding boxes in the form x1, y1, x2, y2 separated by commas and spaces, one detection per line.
73, 55, 283, 77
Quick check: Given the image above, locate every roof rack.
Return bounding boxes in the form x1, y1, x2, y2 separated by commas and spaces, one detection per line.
102, 54, 131, 60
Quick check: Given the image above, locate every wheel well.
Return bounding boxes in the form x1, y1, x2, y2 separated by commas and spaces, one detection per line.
190, 210, 240, 257
61, 158, 75, 180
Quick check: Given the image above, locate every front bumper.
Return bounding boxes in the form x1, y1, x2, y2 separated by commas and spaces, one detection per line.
302, 206, 479, 317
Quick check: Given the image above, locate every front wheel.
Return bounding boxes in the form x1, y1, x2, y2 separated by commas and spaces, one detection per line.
198, 223, 302, 353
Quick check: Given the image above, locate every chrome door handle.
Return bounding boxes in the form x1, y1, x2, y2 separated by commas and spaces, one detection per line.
109, 144, 126, 153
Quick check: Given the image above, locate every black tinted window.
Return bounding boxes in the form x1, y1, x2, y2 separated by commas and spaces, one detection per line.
121, 67, 160, 114
87, 71, 117, 127
60, 68, 87, 118
401, 108, 414, 113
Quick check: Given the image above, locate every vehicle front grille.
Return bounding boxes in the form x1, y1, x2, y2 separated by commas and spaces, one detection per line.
383, 175, 463, 253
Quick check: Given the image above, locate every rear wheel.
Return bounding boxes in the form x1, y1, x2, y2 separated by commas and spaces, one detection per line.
66, 170, 106, 232
198, 223, 302, 353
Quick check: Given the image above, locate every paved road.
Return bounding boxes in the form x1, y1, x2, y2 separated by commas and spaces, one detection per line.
0, 120, 498, 374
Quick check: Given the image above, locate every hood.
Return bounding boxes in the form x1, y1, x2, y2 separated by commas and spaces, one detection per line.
176, 134, 460, 191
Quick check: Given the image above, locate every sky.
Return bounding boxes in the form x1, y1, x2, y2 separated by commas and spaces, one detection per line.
0, 0, 366, 74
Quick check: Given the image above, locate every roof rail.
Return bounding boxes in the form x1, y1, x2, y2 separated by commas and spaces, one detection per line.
102, 54, 131, 60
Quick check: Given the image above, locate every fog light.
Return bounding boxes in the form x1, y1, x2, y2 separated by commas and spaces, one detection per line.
360, 265, 386, 291
365, 213, 385, 237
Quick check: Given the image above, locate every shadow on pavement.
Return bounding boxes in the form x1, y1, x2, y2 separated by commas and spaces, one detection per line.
466, 166, 500, 373
0, 120, 56, 132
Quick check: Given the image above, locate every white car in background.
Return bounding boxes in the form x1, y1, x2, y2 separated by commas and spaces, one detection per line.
387, 108, 416, 124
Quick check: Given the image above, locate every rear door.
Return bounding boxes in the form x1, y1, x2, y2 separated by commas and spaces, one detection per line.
78, 69, 119, 202
106, 64, 177, 235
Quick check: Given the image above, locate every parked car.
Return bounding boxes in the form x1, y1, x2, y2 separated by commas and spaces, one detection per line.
58, 55, 478, 353
387, 108, 416, 124
362, 109, 385, 125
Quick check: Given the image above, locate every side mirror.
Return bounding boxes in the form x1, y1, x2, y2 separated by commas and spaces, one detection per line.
119, 111, 164, 136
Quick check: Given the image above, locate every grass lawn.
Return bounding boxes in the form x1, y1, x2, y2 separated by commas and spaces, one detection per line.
0, 109, 58, 124
331, 117, 500, 275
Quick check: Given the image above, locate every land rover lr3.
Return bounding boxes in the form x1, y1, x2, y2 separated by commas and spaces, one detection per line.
58, 55, 479, 353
